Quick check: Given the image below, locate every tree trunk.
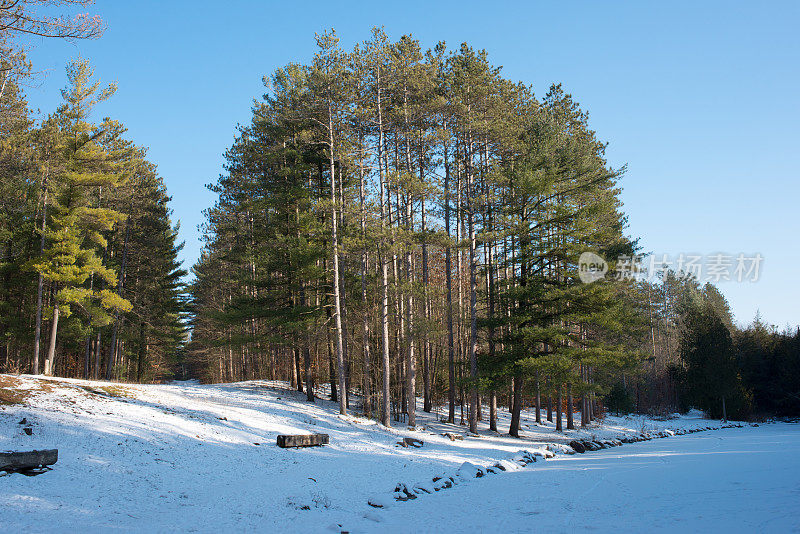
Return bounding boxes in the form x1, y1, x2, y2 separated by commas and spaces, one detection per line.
304, 343, 314, 402
357, 153, 371, 415
374, 66, 392, 427
327, 105, 346, 416
136, 321, 146, 382
509, 374, 524, 437
467, 140, 478, 435
326, 324, 337, 402
421, 194, 431, 413
107, 221, 130, 379
535, 376, 542, 424
444, 149, 456, 424
294, 348, 303, 393
43, 304, 59, 376
83, 326, 92, 379
556, 384, 563, 431
567, 383, 575, 430
93, 331, 102, 380
406, 263, 416, 427
582, 394, 588, 427
489, 390, 498, 432
32, 182, 48, 375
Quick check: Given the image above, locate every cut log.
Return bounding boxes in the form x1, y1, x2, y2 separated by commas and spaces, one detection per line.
0, 449, 58, 471
276, 434, 329, 448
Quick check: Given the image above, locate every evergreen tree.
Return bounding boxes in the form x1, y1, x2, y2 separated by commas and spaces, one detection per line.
677, 292, 750, 420
32, 60, 131, 375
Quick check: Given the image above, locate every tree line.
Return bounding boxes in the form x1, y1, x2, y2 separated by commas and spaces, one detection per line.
0, 6, 186, 381
626, 271, 800, 421
187, 28, 647, 434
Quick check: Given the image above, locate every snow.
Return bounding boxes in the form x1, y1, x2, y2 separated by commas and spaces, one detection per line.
1, 374, 798, 532
352, 425, 800, 532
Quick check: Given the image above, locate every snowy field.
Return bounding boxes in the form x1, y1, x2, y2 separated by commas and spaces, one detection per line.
362, 426, 800, 533
1, 374, 797, 533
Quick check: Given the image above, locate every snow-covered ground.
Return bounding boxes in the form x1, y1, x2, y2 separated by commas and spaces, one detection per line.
362, 425, 800, 533
1, 374, 796, 533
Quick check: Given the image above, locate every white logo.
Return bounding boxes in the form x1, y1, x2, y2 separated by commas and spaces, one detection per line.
578, 252, 608, 284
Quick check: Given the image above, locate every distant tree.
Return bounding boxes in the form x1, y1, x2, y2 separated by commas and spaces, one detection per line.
677, 293, 750, 420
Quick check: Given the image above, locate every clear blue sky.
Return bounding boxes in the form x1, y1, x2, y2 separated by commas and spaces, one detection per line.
18, 1, 799, 329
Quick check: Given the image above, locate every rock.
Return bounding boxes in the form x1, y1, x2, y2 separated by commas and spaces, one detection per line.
402, 437, 424, 448
413, 482, 434, 494
18, 418, 27, 425
441, 432, 464, 441
512, 451, 536, 465
457, 462, 484, 479
569, 441, 586, 453
367, 495, 391, 508
432, 476, 454, 490
393, 483, 417, 500
494, 460, 520, 472
23, 427, 32, 436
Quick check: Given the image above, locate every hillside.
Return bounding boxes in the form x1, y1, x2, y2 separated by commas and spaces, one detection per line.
1, 375, 795, 532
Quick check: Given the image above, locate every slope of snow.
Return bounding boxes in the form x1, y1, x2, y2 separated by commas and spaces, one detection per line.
0, 375, 793, 533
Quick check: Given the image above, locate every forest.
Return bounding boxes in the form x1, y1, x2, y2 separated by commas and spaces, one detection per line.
0, 3, 185, 383
184, 29, 800, 426
1, 8, 798, 431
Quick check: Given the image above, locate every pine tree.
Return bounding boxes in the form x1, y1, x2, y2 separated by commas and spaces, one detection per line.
32, 60, 131, 375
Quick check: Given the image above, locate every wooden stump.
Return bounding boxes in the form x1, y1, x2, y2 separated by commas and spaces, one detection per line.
276, 434, 329, 448
0, 449, 58, 471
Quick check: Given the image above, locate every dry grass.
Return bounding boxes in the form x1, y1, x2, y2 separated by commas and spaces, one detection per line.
79, 384, 136, 399
0, 375, 32, 405
0, 375, 137, 408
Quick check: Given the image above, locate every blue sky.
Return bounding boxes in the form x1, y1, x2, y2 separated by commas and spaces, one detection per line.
18, 1, 799, 328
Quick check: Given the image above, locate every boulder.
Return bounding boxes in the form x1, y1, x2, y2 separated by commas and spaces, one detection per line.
569, 440, 586, 453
